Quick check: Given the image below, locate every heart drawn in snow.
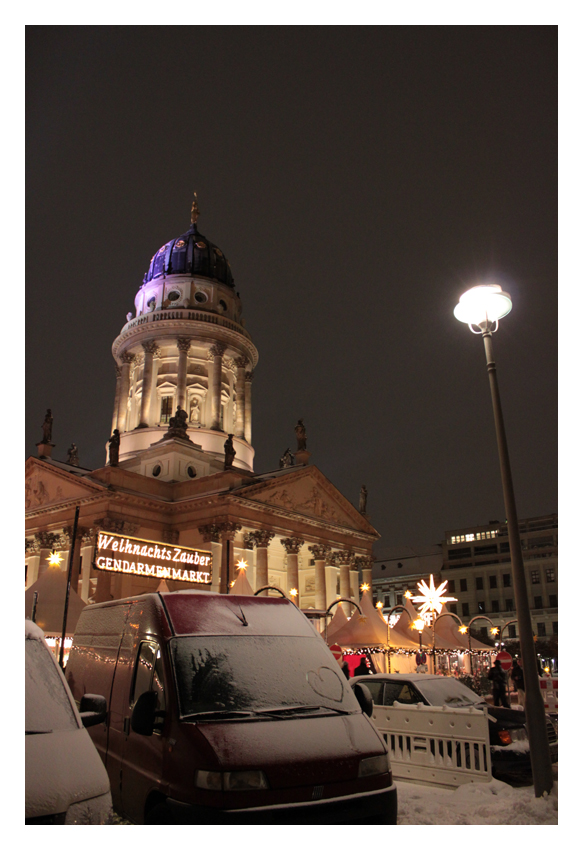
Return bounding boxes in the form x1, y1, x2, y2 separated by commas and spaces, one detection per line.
306, 666, 344, 702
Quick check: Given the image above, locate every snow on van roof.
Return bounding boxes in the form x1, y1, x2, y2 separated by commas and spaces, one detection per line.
162, 591, 319, 638
25, 619, 46, 641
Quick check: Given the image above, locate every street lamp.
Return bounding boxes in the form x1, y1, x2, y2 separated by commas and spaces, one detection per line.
454, 283, 553, 796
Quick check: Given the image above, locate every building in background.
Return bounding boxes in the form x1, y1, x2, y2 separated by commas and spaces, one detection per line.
25, 197, 378, 626
441, 514, 558, 642
372, 514, 558, 644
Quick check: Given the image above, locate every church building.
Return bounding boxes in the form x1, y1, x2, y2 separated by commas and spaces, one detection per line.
25, 195, 379, 632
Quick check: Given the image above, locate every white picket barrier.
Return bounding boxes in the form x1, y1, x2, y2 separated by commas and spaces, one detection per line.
370, 702, 492, 789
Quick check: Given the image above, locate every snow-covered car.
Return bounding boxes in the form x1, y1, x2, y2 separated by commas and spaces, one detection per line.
25, 620, 113, 824
350, 673, 558, 781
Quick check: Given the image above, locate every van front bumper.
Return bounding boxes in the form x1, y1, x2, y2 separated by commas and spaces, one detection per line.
162, 783, 398, 825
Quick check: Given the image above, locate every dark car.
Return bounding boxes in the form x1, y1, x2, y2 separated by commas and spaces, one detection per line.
350, 673, 558, 781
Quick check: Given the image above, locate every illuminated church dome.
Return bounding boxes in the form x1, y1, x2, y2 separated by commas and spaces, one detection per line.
143, 194, 234, 288
109, 193, 258, 480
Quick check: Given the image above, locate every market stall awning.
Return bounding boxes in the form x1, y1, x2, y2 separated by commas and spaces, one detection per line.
327, 588, 388, 648
228, 566, 254, 596
25, 565, 86, 635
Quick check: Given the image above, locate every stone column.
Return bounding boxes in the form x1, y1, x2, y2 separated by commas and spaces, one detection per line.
246, 530, 274, 593
358, 555, 374, 590
60, 525, 84, 595
220, 522, 242, 595
176, 338, 191, 410
25, 539, 40, 589
281, 537, 304, 603
116, 352, 135, 432
244, 370, 253, 444
138, 341, 159, 427
309, 544, 331, 610
111, 364, 122, 433
199, 523, 223, 593
234, 356, 248, 439
335, 551, 355, 614
79, 531, 95, 603
210, 343, 227, 430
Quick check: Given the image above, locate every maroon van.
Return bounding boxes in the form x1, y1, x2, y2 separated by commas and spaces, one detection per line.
65, 590, 397, 824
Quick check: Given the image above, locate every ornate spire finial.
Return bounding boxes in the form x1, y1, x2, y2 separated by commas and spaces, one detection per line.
191, 192, 200, 225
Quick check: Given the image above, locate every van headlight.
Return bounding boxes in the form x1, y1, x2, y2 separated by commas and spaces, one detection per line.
195, 770, 269, 791
358, 754, 390, 778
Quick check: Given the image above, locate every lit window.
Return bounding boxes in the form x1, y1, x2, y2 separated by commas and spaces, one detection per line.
160, 397, 173, 424
545, 568, 555, 582
531, 570, 540, 584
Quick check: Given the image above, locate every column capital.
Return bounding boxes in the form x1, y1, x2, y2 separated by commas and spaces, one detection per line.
234, 355, 249, 369
35, 531, 61, 550
177, 337, 191, 353
210, 342, 227, 358
328, 550, 355, 567
308, 543, 332, 561
355, 555, 375, 570
26, 538, 40, 554
198, 523, 223, 544
120, 351, 135, 365
281, 536, 304, 555
245, 370, 254, 382
142, 340, 160, 355
246, 530, 275, 549
216, 520, 242, 541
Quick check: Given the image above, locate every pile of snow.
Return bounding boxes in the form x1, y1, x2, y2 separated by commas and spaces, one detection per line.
396, 767, 558, 825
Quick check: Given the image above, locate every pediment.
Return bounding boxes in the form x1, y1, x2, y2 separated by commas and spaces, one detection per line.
238, 467, 378, 535
25, 459, 104, 512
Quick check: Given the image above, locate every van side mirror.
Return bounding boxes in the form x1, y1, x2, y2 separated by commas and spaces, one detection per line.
131, 690, 165, 736
79, 693, 107, 728
353, 683, 374, 717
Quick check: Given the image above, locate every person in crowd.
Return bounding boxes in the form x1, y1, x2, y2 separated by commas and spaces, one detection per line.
354, 657, 371, 676
510, 658, 525, 707
488, 659, 509, 707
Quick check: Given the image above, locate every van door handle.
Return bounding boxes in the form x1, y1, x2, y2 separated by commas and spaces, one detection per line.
123, 716, 131, 736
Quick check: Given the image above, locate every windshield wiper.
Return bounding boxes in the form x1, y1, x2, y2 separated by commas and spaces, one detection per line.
182, 710, 256, 721
256, 705, 353, 717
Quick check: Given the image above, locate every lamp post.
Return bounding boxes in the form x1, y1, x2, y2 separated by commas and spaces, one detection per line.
454, 283, 553, 796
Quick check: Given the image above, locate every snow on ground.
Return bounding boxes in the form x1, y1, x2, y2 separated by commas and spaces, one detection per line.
396, 766, 558, 825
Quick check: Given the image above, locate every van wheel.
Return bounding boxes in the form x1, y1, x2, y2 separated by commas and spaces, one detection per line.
145, 802, 175, 824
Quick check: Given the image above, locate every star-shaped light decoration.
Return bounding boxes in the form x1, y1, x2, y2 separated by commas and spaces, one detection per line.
47, 551, 64, 568
236, 558, 248, 570
411, 575, 457, 618
360, 583, 370, 593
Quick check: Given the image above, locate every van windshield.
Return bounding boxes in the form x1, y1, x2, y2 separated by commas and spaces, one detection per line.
25, 639, 78, 733
170, 635, 359, 719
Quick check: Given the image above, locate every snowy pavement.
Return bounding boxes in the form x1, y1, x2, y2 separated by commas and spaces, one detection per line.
395, 765, 558, 825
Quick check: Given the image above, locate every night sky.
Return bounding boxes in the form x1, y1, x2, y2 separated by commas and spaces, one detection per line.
26, 26, 557, 552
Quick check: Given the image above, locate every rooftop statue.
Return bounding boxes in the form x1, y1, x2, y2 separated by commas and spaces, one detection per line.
224, 434, 236, 470
108, 430, 120, 466
41, 409, 53, 444
295, 419, 307, 451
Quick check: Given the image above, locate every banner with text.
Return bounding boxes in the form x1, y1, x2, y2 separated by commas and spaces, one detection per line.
94, 532, 212, 585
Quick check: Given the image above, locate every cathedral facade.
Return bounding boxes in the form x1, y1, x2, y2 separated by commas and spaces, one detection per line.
25, 196, 378, 630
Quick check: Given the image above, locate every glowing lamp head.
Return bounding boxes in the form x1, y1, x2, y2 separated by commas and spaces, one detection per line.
458, 625, 468, 634
289, 588, 298, 597
411, 618, 425, 632
490, 627, 500, 636
454, 284, 512, 330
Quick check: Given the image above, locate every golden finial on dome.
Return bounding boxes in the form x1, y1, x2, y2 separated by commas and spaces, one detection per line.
191, 192, 200, 225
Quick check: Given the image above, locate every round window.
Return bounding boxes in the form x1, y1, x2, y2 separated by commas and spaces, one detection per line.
187, 466, 197, 479
168, 291, 181, 302
194, 291, 207, 304
152, 464, 161, 477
